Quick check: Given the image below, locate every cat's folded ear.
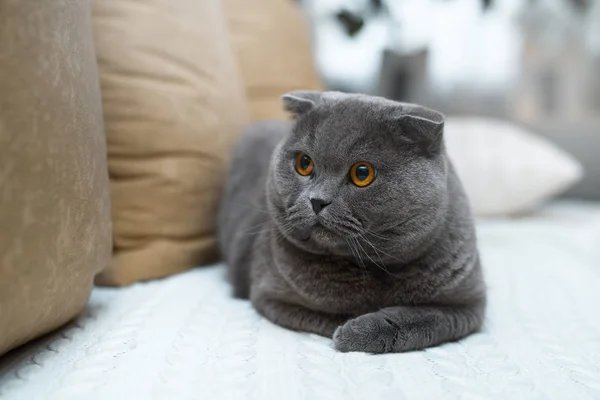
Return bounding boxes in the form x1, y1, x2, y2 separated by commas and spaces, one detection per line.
395, 104, 445, 157
282, 91, 322, 116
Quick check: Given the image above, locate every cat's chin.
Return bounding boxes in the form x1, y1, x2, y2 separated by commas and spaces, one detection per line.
310, 224, 339, 241
285, 223, 349, 255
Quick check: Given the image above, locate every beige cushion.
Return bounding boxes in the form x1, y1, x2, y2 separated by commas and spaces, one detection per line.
223, 0, 323, 121
93, 0, 248, 286
0, 0, 112, 355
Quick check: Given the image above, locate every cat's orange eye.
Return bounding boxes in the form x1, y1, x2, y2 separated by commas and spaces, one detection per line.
350, 162, 376, 187
295, 153, 314, 176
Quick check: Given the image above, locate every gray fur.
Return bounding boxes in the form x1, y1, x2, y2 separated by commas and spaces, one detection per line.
218, 91, 486, 353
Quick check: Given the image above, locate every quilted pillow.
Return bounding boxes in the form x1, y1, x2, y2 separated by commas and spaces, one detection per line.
92, 0, 247, 286
444, 117, 583, 216
222, 0, 323, 122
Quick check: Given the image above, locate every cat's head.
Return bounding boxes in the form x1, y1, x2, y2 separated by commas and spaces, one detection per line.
268, 91, 449, 259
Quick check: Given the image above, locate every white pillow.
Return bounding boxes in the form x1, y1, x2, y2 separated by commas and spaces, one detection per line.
444, 117, 584, 216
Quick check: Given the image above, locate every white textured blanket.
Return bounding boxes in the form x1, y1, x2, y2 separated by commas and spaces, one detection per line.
1, 202, 600, 400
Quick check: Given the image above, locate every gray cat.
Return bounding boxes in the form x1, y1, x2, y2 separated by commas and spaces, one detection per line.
218, 91, 485, 353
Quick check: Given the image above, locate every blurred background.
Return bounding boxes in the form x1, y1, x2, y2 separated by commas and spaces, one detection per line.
298, 0, 600, 199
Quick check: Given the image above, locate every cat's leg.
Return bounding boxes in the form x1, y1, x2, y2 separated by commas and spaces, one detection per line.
333, 301, 485, 353
228, 253, 251, 299
252, 296, 350, 337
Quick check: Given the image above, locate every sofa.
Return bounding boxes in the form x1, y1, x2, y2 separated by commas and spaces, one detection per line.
1, 0, 599, 399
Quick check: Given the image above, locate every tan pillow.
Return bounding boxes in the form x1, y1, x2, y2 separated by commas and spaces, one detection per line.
93, 0, 247, 286
0, 0, 112, 355
223, 0, 323, 121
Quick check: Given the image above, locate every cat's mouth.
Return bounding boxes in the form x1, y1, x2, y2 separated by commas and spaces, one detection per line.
298, 221, 325, 242
284, 220, 353, 255
295, 221, 336, 242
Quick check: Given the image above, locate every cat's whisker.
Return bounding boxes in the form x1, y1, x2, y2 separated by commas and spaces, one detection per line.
279, 223, 296, 239
354, 236, 393, 277
377, 213, 420, 232
350, 237, 367, 271
244, 227, 280, 237
238, 216, 292, 238
325, 216, 362, 236
270, 221, 296, 243
345, 238, 368, 281
251, 222, 294, 255
229, 200, 275, 215
347, 237, 359, 262
358, 233, 387, 271
363, 229, 392, 241
346, 238, 366, 275
358, 232, 403, 263
235, 221, 271, 237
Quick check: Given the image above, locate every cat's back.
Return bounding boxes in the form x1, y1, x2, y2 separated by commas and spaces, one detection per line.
221, 120, 291, 217
218, 120, 291, 297
233, 120, 291, 165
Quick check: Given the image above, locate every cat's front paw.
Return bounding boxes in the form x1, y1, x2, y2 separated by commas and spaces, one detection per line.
332, 313, 397, 354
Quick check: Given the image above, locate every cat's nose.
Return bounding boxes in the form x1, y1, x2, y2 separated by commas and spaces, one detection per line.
310, 198, 331, 214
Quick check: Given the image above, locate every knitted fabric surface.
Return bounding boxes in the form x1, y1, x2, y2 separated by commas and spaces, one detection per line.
1, 201, 599, 400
